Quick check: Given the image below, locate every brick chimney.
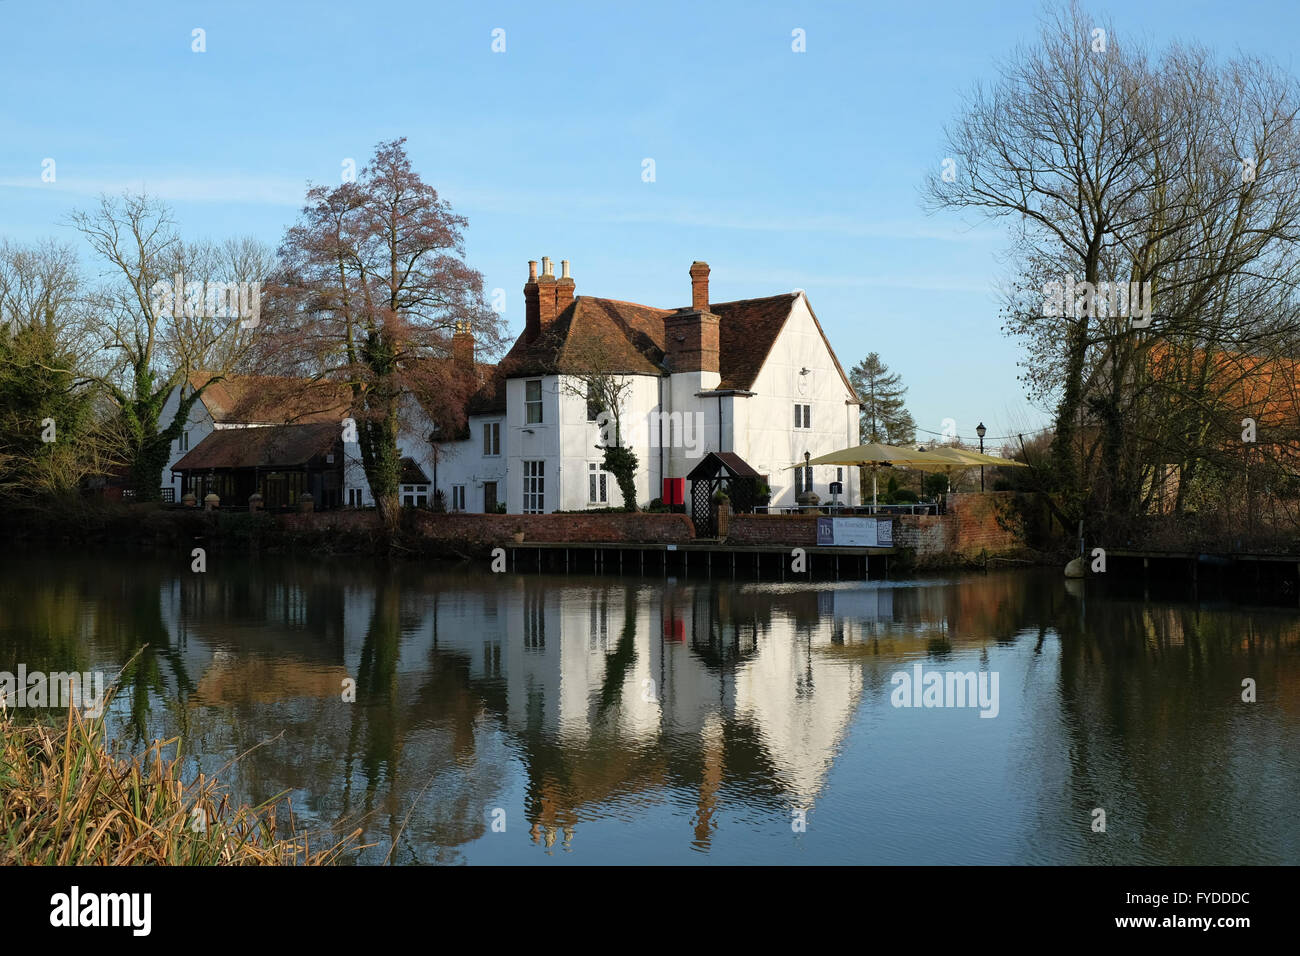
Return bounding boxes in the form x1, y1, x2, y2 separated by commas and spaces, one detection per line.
664, 260, 719, 375
451, 322, 474, 369
556, 259, 575, 312
524, 259, 540, 343
537, 256, 558, 328
689, 260, 710, 312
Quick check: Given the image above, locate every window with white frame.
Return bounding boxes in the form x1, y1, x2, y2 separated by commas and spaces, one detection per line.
525, 380, 543, 424
482, 421, 501, 456
588, 462, 607, 504
523, 460, 545, 513
402, 484, 429, 508
794, 404, 811, 429
179, 430, 189, 452
452, 485, 466, 511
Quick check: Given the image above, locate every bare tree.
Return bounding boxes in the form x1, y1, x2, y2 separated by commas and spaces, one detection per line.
271, 139, 500, 528
928, 1, 1300, 532
554, 335, 641, 511
68, 193, 264, 499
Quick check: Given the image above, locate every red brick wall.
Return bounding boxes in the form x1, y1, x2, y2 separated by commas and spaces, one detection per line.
946, 493, 1026, 554
726, 513, 818, 547
405, 510, 696, 547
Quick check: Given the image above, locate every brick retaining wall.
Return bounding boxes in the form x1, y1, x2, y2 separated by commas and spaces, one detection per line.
404, 510, 696, 547
725, 492, 1034, 563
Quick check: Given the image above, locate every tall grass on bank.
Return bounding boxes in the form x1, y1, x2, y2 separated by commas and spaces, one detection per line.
0, 701, 358, 865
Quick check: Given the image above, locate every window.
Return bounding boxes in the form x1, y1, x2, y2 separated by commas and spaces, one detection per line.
524, 591, 545, 650
795, 464, 813, 496
452, 485, 465, 511
179, 430, 189, 452
483, 421, 500, 456
523, 460, 545, 513
588, 462, 607, 504
794, 404, 811, 428
525, 380, 543, 424
586, 382, 602, 422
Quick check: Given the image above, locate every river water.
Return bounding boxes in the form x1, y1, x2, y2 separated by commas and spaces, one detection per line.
1, 552, 1296, 865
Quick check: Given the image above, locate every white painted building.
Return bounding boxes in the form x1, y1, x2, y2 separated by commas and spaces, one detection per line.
160, 258, 861, 516
494, 257, 861, 515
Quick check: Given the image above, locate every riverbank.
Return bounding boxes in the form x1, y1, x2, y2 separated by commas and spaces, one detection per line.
0, 700, 356, 865
0, 493, 1059, 571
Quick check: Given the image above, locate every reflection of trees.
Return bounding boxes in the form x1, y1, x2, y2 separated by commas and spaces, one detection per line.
1044, 595, 1300, 864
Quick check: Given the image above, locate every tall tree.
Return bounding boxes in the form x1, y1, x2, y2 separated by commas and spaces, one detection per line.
927, 1, 1300, 530
0, 240, 103, 498
68, 194, 263, 499
272, 139, 501, 528
849, 352, 916, 444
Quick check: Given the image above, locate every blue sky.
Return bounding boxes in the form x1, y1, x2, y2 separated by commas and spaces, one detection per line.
3, 0, 1297, 449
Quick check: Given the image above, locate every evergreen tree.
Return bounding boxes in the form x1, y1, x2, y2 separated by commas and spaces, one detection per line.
849, 353, 916, 444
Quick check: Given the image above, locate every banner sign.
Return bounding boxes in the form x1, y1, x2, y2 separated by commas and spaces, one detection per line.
816, 516, 893, 547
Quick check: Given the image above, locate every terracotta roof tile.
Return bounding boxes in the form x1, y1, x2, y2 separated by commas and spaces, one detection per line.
498, 289, 858, 399
188, 373, 351, 424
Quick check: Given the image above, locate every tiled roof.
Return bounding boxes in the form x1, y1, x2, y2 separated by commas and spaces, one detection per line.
188, 373, 351, 424
172, 423, 339, 471
466, 363, 507, 414
499, 291, 858, 398
711, 294, 798, 390
687, 451, 762, 480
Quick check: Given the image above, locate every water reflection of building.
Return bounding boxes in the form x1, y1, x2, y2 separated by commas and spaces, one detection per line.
142, 561, 1073, 855
390, 578, 882, 847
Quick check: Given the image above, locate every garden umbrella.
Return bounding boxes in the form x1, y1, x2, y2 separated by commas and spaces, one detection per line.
791, 443, 953, 509
902, 445, 1029, 492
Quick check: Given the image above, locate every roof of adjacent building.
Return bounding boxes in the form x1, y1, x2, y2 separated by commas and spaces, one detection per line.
172, 423, 339, 471
188, 373, 352, 425
499, 292, 857, 397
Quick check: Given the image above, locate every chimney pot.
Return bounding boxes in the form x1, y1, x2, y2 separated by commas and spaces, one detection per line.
561, 259, 570, 279
528, 260, 538, 281
689, 260, 710, 312
542, 256, 553, 277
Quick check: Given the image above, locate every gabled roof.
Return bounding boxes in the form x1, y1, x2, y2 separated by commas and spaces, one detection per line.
172, 423, 339, 471
399, 457, 431, 485
499, 290, 858, 399
687, 451, 761, 480
188, 373, 351, 425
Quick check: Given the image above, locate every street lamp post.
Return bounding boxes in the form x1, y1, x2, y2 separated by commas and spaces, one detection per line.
976, 422, 987, 492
